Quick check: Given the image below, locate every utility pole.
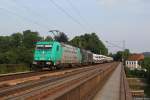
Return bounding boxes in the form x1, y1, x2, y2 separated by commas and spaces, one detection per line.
122, 40, 126, 63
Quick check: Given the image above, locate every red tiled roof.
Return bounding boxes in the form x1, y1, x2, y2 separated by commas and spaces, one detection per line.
127, 54, 144, 61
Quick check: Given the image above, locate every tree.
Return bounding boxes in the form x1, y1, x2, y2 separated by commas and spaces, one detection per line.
54, 32, 68, 43
124, 49, 130, 60
142, 57, 150, 69
0, 53, 7, 63
10, 33, 23, 48
108, 53, 113, 57
113, 49, 130, 61
16, 47, 33, 64
45, 36, 53, 41
22, 30, 42, 48
0, 30, 43, 64
142, 57, 150, 83
0, 36, 11, 52
70, 33, 108, 55
113, 51, 123, 61
5, 50, 18, 64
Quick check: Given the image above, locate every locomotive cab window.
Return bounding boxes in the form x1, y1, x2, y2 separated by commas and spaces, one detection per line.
36, 45, 52, 50
36, 45, 44, 49
45, 45, 52, 50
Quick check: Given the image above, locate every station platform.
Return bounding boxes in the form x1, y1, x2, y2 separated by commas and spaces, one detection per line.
93, 63, 122, 100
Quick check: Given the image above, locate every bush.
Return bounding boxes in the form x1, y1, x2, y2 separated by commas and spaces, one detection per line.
125, 67, 146, 78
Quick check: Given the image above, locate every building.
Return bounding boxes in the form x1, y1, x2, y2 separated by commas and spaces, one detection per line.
126, 54, 144, 70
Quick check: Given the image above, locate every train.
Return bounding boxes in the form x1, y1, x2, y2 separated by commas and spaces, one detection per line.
32, 41, 113, 70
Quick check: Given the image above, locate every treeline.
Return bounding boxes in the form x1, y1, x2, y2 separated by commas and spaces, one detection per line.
111, 49, 130, 61
0, 30, 42, 64
0, 30, 108, 65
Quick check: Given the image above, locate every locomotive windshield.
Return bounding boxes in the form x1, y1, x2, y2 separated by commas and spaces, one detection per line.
36, 45, 52, 50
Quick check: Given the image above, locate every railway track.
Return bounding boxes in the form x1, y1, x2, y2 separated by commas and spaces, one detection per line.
0, 66, 91, 88
0, 62, 118, 100
0, 64, 102, 82
0, 63, 109, 88
0, 71, 49, 82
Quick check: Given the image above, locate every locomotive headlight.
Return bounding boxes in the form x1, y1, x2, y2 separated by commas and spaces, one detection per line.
46, 62, 51, 65
33, 61, 37, 64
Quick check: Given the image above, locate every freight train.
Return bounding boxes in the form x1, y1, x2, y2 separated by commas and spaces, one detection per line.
32, 41, 113, 70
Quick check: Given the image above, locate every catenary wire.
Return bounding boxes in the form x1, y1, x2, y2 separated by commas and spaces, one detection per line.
65, 0, 96, 32
7, 0, 55, 30
48, 0, 89, 32
0, 7, 48, 30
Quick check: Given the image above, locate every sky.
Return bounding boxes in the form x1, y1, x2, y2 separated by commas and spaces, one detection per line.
0, 0, 150, 53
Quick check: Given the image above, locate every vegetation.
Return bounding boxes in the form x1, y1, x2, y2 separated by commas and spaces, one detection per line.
142, 57, 150, 84
54, 32, 68, 43
112, 49, 130, 61
125, 67, 146, 78
0, 30, 42, 64
70, 33, 108, 55
0, 64, 30, 74
0, 30, 42, 73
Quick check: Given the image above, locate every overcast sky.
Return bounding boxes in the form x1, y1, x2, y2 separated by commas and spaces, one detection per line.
0, 0, 149, 53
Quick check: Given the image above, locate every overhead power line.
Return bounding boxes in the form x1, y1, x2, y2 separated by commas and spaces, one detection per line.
0, 7, 48, 30
48, 0, 89, 32
65, 0, 96, 31
65, 0, 105, 42
65, 0, 86, 23
106, 41, 125, 50
8, 0, 55, 30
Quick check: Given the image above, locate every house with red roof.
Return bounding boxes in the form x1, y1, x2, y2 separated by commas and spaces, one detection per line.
125, 54, 144, 70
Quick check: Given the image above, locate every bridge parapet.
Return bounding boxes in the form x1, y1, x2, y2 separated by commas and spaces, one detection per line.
120, 64, 132, 100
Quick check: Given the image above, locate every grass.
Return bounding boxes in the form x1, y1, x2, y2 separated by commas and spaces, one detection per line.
0, 64, 30, 74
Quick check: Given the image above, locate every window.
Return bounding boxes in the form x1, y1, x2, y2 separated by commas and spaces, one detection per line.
36, 45, 52, 50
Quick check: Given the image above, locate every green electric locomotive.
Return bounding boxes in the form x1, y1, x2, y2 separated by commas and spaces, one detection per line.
33, 41, 82, 69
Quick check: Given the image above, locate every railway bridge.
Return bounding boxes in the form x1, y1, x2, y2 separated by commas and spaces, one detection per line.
93, 63, 132, 100
0, 62, 133, 100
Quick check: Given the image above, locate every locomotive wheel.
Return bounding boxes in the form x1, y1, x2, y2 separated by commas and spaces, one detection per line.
31, 65, 41, 72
